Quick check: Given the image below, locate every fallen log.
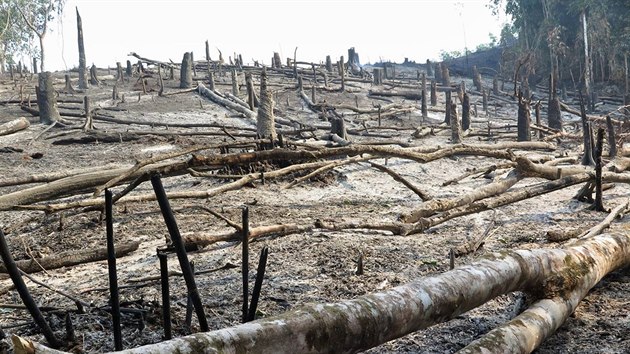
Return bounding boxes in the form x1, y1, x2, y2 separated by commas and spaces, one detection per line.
0, 144, 554, 212
0, 241, 139, 274
0, 117, 30, 136
14, 232, 630, 353
183, 224, 313, 247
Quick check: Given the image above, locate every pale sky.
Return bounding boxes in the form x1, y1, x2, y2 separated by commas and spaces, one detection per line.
36, 0, 507, 71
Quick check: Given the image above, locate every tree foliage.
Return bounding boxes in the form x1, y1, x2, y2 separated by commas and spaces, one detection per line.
490, 0, 630, 86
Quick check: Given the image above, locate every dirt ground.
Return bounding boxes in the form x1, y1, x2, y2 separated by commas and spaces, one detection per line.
0, 62, 628, 353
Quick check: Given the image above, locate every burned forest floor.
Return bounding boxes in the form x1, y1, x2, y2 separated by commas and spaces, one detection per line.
0, 62, 628, 353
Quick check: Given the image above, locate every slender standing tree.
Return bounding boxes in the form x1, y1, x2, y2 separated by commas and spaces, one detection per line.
16, 0, 66, 72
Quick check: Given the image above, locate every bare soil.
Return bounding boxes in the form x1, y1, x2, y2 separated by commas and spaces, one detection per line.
0, 65, 628, 353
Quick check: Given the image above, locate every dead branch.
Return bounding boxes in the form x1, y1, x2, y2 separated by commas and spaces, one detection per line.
367, 161, 432, 201
0, 241, 139, 274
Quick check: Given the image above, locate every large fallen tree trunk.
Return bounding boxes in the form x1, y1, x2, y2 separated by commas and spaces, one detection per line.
14, 232, 630, 353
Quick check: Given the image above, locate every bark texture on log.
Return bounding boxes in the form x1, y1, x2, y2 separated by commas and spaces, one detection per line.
16, 233, 630, 354
37, 72, 61, 125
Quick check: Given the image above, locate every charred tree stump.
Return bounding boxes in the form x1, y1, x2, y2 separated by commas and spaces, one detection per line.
462, 92, 470, 131
0, 229, 63, 348
89, 64, 99, 85
33, 58, 38, 74
593, 128, 605, 212
373, 68, 383, 85
76, 7, 88, 89
205, 40, 211, 61
116, 62, 124, 83
125, 60, 132, 77
517, 93, 531, 141
207, 69, 215, 91
325, 55, 333, 73
257, 67, 276, 142
273, 52, 282, 68
311, 85, 316, 103
482, 89, 488, 113
180, 52, 193, 89
426, 59, 433, 77
535, 101, 542, 139
331, 117, 348, 141
430, 80, 437, 106
297, 76, 303, 92
339, 56, 345, 92
112, 85, 119, 101
450, 102, 461, 143
548, 74, 562, 130
64, 74, 76, 93
440, 62, 450, 86
157, 250, 172, 340
434, 63, 441, 83
606, 116, 617, 158
105, 190, 123, 351
421, 73, 428, 118
231, 69, 240, 96
492, 76, 499, 95
580, 97, 594, 166
9, 64, 13, 80
37, 72, 61, 125
151, 174, 209, 332
245, 73, 256, 110
83, 95, 93, 131
472, 65, 482, 92
444, 90, 451, 125
191, 51, 197, 77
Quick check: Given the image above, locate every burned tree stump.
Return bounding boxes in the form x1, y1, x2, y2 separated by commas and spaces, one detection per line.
606, 116, 617, 158
462, 92, 470, 131
580, 98, 594, 166
421, 72, 428, 118
33, 58, 37, 74
325, 55, 333, 73
535, 101, 542, 139
373, 68, 383, 85
331, 117, 348, 141
112, 85, 119, 101
208, 70, 216, 91
89, 64, 99, 85
245, 73, 256, 110
593, 128, 605, 212
257, 67, 276, 141
76, 7, 88, 89
126, 60, 132, 77
450, 102, 461, 143
430, 80, 437, 106
63, 74, 76, 93
116, 62, 124, 83
472, 65, 482, 92
493, 76, 499, 95
180, 52, 193, 89
444, 90, 451, 125
273, 52, 282, 68
440, 62, 450, 86
517, 93, 531, 141
83, 95, 93, 131
37, 72, 61, 125
482, 89, 488, 113
205, 40, 211, 61
548, 74, 562, 130
339, 56, 345, 92
231, 69, 240, 96
426, 59, 433, 77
